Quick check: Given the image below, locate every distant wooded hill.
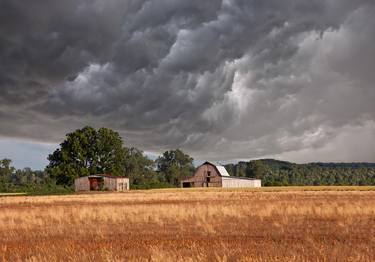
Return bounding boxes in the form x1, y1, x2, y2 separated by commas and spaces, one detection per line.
224, 159, 375, 186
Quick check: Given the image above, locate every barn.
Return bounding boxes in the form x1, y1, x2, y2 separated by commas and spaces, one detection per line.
181, 161, 261, 188
74, 174, 129, 192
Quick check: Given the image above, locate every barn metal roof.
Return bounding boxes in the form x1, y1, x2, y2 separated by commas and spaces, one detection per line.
203, 161, 230, 177
215, 165, 230, 177
221, 176, 260, 180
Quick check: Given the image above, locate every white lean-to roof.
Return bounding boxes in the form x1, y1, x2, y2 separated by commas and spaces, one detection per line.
215, 165, 230, 177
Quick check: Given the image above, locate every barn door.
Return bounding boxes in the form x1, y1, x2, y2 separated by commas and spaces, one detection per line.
89, 178, 103, 190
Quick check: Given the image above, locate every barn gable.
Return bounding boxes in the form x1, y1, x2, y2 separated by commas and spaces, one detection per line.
181, 162, 223, 187
201, 161, 230, 177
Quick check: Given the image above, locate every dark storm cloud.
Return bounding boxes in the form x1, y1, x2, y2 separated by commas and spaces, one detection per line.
0, 0, 374, 162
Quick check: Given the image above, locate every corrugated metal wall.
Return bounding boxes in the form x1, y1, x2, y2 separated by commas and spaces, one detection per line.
74, 177, 90, 191
114, 178, 130, 191
221, 177, 261, 188
75, 176, 130, 191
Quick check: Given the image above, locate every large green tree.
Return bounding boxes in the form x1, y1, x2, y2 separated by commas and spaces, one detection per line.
156, 149, 194, 186
47, 126, 127, 185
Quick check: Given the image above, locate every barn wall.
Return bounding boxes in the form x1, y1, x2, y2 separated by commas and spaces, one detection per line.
103, 177, 130, 191
116, 178, 130, 191
221, 177, 261, 188
126, 178, 129, 190
182, 163, 222, 187
103, 177, 117, 190
74, 177, 90, 191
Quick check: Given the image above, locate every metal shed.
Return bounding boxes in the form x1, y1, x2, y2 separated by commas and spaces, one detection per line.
74, 174, 129, 192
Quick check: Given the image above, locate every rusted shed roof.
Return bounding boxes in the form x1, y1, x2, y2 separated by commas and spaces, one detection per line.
79, 174, 128, 179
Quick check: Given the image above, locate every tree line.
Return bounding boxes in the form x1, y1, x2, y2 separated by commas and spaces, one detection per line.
1, 126, 375, 193
225, 159, 375, 186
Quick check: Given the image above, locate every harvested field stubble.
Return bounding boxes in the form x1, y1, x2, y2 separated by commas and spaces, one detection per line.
1, 189, 375, 261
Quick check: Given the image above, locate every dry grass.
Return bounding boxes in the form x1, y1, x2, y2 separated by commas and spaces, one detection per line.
1, 188, 375, 261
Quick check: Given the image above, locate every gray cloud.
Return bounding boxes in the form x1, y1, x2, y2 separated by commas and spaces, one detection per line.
0, 0, 374, 163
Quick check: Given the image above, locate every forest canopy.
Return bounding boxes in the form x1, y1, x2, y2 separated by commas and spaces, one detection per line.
225, 159, 375, 186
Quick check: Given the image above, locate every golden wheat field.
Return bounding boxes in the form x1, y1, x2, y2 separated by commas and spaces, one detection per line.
1, 187, 375, 262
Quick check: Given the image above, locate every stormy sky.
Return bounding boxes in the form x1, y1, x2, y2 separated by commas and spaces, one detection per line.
1, 0, 375, 169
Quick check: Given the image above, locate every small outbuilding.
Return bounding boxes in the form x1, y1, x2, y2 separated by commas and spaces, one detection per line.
181, 161, 261, 188
74, 174, 129, 192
